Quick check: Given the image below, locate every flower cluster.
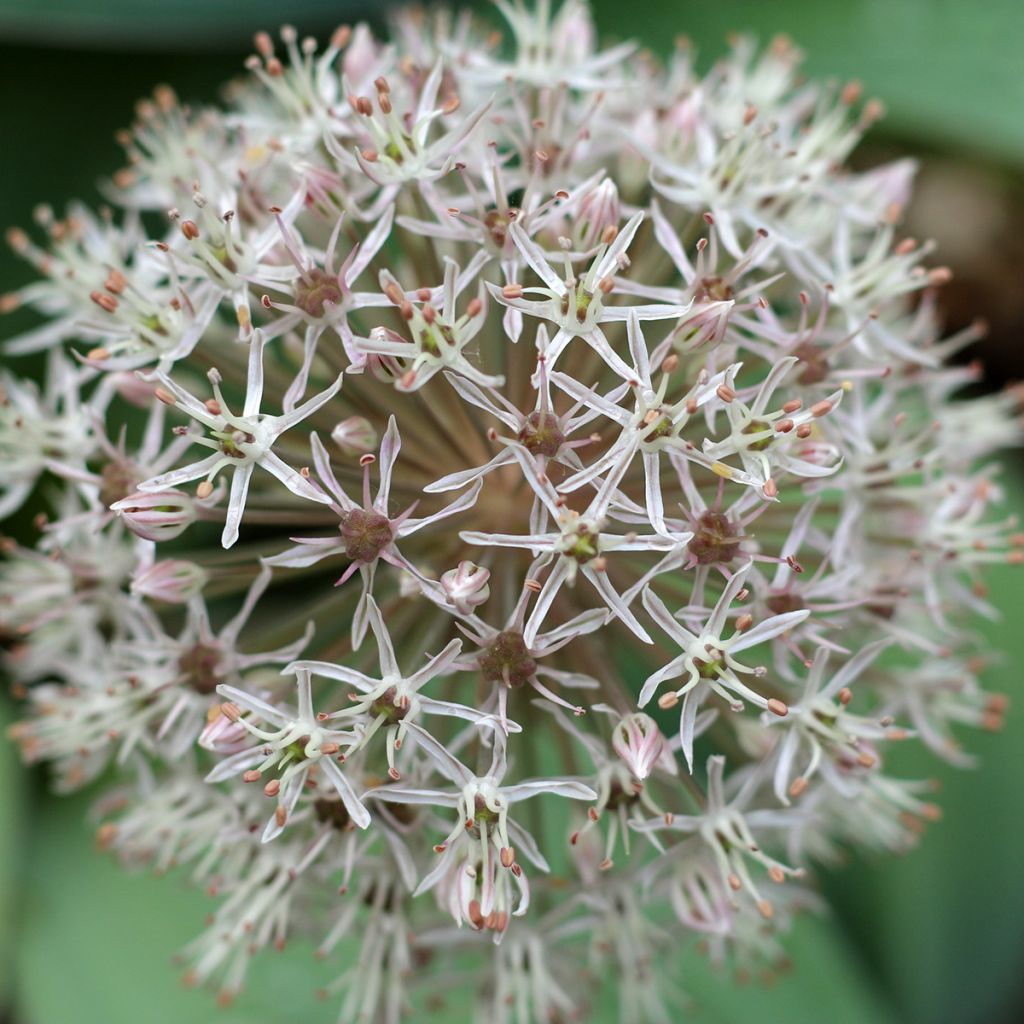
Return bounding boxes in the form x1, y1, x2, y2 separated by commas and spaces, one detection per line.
2, 3, 1020, 1020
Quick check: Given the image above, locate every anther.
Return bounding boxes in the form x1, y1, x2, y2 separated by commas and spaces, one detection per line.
90, 290, 118, 313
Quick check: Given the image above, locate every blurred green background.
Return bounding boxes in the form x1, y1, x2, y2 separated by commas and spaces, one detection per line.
2, 2, 1023, 1022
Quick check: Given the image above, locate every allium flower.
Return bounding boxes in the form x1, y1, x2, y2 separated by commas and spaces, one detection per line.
2, 3, 1020, 1021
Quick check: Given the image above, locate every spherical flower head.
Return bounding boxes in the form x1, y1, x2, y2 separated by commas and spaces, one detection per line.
2, 2, 1020, 1021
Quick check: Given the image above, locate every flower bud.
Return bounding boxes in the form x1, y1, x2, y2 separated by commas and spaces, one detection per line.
612, 713, 675, 780
110, 371, 158, 407
131, 559, 208, 604
331, 415, 377, 456
441, 560, 491, 614
575, 178, 620, 251
199, 705, 249, 752
112, 489, 197, 542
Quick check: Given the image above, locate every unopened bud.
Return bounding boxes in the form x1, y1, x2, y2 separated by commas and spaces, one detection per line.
441, 560, 491, 614
111, 489, 197, 542
331, 416, 377, 456
131, 559, 208, 604
612, 712, 676, 779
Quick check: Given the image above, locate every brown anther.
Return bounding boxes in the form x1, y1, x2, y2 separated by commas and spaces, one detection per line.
220, 701, 241, 722
87, 347, 111, 362
789, 777, 808, 798
466, 297, 483, 318
810, 400, 833, 417
242, 769, 262, 783
766, 698, 789, 718
90, 290, 119, 313
361, 149, 379, 163
399, 300, 414, 320
661, 354, 679, 374
841, 80, 863, 105
196, 481, 214, 499
181, 220, 200, 240
502, 283, 524, 299
768, 865, 785, 884
104, 269, 127, 294
205, 399, 221, 415
96, 823, 118, 849
598, 276, 614, 294
155, 387, 177, 406
763, 478, 779, 498
716, 384, 736, 403
735, 614, 754, 632
796, 424, 812, 438
320, 742, 340, 756
856, 751, 876, 768
264, 779, 281, 797
775, 419, 794, 433
727, 872, 742, 891
600, 224, 618, 245
500, 846, 515, 868
928, 266, 952, 286
275, 806, 287, 826
359, 453, 376, 467
837, 687, 852, 705
757, 900, 774, 920
782, 399, 802, 414
743, 104, 757, 125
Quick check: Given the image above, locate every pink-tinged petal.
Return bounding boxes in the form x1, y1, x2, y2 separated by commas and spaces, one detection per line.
221, 463, 254, 549
728, 608, 811, 653
319, 757, 371, 829
508, 221, 565, 294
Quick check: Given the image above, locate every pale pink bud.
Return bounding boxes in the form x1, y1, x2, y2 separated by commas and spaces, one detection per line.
576, 179, 620, 250
110, 371, 157, 407
331, 416, 377, 456
131, 559, 208, 604
441, 560, 491, 614
342, 24, 380, 85
111, 489, 197, 542
199, 709, 249, 752
612, 713, 674, 780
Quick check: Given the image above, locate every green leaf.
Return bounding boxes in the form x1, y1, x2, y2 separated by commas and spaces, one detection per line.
0, 1, 384, 49
823, 489, 1024, 1024
14, 794, 334, 1024
677, 914, 901, 1024
0, 698, 26, 1006
591, 0, 1024, 163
